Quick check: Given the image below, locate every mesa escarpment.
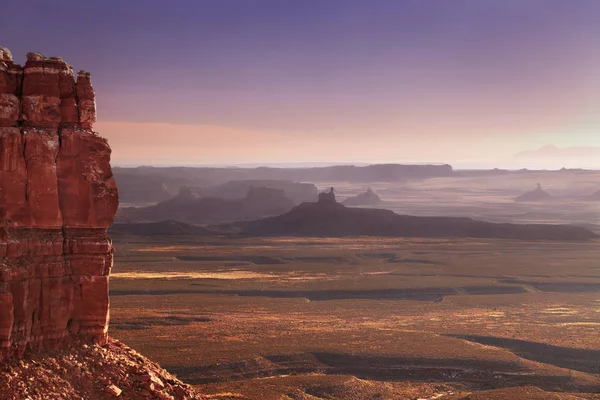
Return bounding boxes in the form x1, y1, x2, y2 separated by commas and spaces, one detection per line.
0, 48, 118, 360
342, 187, 383, 206
232, 188, 597, 240
118, 185, 296, 224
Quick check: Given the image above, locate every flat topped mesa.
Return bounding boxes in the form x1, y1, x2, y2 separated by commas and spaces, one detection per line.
0, 48, 118, 361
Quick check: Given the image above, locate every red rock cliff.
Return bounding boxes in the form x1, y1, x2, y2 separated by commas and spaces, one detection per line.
0, 47, 118, 361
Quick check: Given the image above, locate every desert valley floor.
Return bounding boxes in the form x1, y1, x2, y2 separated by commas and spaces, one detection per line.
108, 234, 600, 399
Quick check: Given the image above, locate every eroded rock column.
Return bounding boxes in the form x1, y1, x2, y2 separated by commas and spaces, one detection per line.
0, 48, 118, 361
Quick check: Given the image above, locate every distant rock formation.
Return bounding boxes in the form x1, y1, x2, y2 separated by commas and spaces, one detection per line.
113, 171, 173, 205
114, 176, 318, 207
193, 180, 318, 204
1, 49, 119, 360
342, 188, 383, 206
118, 186, 295, 224
318, 187, 337, 203
515, 183, 552, 202
231, 191, 595, 240
111, 163, 454, 204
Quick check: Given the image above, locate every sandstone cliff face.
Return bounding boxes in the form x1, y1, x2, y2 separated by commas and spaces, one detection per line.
0, 48, 118, 361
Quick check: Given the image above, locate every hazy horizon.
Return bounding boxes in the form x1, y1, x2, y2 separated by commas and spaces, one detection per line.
4, 0, 600, 168
110, 160, 600, 171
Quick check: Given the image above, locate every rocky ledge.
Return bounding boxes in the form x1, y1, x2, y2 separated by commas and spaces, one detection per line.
0, 337, 202, 399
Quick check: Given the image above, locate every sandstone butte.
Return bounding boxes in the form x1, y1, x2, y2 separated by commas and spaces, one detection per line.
0, 47, 202, 399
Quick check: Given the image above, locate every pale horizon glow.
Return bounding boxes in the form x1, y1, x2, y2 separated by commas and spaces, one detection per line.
100, 120, 600, 170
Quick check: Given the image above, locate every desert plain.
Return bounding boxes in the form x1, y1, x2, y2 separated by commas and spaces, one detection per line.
108, 172, 600, 399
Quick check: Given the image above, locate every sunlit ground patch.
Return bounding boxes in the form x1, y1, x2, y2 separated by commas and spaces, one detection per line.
112, 270, 274, 280
135, 245, 221, 252
541, 307, 578, 315
112, 270, 334, 282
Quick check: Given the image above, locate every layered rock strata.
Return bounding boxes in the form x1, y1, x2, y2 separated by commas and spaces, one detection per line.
0, 48, 118, 361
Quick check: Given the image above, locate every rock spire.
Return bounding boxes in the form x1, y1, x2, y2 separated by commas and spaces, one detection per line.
0, 48, 118, 361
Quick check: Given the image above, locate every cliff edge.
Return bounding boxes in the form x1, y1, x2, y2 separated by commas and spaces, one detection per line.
0, 47, 118, 358
0, 48, 201, 399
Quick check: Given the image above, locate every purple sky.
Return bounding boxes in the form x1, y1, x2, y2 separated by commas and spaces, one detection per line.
3, 1, 600, 168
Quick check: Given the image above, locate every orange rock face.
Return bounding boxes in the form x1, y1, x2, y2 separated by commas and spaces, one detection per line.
0, 48, 118, 362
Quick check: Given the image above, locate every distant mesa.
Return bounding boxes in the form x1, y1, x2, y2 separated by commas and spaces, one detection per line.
342, 187, 383, 206
112, 163, 453, 205
196, 180, 318, 204
230, 188, 595, 241
115, 173, 173, 204
117, 185, 295, 224
113, 178, 318, 206
245, 186, 295, 208
515, 183, 552, 202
